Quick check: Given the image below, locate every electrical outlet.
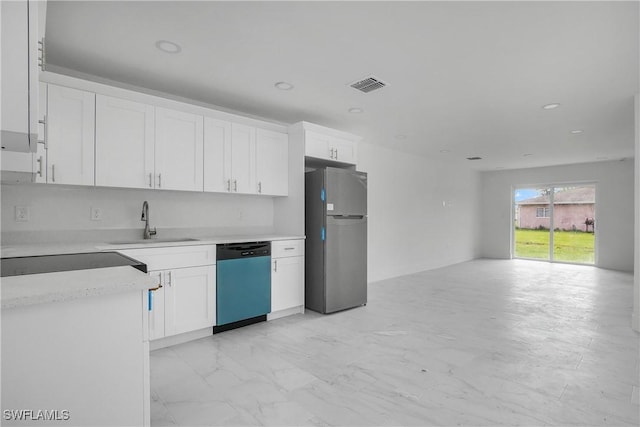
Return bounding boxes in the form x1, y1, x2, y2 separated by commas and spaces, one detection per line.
90, 207, 103, 221
15, 206, 30, 222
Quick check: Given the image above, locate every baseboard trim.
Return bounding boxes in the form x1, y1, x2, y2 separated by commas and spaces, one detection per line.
267, 306, 304, 321
149, 327, 212, 351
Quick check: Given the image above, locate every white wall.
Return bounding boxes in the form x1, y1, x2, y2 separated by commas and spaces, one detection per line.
1, 184, 274, 244
480, 160, 635, 272
357, 143, 481, 283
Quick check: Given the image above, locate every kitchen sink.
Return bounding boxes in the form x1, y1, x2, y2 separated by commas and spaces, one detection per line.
108, 238, 200, 245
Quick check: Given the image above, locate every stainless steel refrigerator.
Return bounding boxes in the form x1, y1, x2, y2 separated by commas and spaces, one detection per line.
305, 167, 367, 314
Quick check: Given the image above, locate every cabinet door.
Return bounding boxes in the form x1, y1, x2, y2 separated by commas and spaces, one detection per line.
332, 137, 356, 165
271, 256, 304, 312
147, 271, 165, 340
96, 95, 154, 189
164, 265, 216, 336
230, 123, 256, 194
256, 128, 288, 196
46, 84, 96, 186
203, 117, 232, 193
155, 107, 203, 192
304, 131, 331, 160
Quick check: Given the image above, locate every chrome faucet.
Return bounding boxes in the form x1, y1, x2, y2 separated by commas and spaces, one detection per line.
141, 201, 157, 239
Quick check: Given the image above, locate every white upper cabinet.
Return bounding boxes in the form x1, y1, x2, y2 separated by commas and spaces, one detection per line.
46, 84, 95, 186
154, 107, 203, 192
203, 117, 231, 193
304, 131, 332, 160
230, 123, 256, 194
256, 128, 288, 196
296, 122, 360, 166
0, 0, 40, 153
330, 136, 357, 165
305, 130, 357, 165
95, 95, 154, 189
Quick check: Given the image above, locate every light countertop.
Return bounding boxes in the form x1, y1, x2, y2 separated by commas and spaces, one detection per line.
0, 233, 304, 309
1, 266, 156, 309
1, 234, 305, 258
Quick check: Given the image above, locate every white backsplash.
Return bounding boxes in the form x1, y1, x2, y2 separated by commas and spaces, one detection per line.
1, 184, 275, 244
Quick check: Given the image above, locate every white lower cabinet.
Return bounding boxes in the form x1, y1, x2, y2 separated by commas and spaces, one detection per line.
164, 265, 216, 336
118, 245, 216, 341
270, 239, 305, 317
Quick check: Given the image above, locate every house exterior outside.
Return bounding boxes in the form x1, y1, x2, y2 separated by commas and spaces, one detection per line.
516, 187, 595, 231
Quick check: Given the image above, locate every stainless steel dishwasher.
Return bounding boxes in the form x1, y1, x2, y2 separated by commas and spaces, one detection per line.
214, 241, 271, 333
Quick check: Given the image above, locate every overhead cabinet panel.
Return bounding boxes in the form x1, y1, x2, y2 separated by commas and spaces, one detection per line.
230, 123, 256, 194
203, 117, 231, 193
256, 128, 288, 196
0, 0, 40, 152
155, 107, 204, 192
46, 84, 95, 186
96, 95, 155, 189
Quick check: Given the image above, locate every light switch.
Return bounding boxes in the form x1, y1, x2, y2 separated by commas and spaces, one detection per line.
90, 207, 103, 221
15, 206, 30, 222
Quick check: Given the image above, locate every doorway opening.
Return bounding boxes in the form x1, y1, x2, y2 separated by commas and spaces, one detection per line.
513, 184, 596, 265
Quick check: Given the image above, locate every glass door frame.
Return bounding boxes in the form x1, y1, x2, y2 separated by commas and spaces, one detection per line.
511, 181, 598, 265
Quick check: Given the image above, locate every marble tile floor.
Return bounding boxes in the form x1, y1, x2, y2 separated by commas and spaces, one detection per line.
150, 259, 639, 426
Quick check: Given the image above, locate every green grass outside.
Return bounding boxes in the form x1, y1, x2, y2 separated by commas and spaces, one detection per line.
514, 228, 595, 264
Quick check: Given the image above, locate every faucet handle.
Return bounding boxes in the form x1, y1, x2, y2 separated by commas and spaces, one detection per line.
149, 228, 157, 236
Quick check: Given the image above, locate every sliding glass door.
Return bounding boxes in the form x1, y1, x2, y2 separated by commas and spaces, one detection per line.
514, 187, 551, 260
514, 185, 595, 265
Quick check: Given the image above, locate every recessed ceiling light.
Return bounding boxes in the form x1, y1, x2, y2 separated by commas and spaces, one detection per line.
440, 149, 451, 153
395, 134, 407, 140
570, 130, 583, 134
348, 107, 363, 114
523, 153, 534, 157
542, 103, 560, 110
155, 40, 182, 54
274, 81, 294, 91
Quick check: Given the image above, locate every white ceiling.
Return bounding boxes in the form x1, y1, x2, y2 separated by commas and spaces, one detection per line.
45, 1, 639, 171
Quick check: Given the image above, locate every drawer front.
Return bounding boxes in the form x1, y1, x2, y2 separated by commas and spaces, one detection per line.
118, 245, 215, 271
272, 239, 304, 258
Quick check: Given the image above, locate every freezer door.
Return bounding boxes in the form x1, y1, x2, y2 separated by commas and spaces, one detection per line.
326, 168, 367, 216
325, 216, 367, 313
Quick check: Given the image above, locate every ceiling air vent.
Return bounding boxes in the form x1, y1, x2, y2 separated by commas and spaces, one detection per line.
466, 156, 482, 161
349, 76, 387, 93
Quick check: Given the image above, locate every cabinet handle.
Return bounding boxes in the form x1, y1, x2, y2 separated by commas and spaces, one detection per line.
148, 284, 163, 292
38, 38, 46, 71
38, 115, 48, 149
166, 271, 172, 286
226, 179, 231, 192
51, 164, 55, 182
284, 247, 295, 251
158, 173, 162, 188
36, 156, 44, 177
148, 173, 153, 188
258, 182, 262, 194
233, 179, 238, 192
274, 259, 278, 272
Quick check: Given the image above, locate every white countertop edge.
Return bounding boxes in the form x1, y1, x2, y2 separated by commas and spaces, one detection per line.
1, 266, 157, 309
1, 234, 306, 258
